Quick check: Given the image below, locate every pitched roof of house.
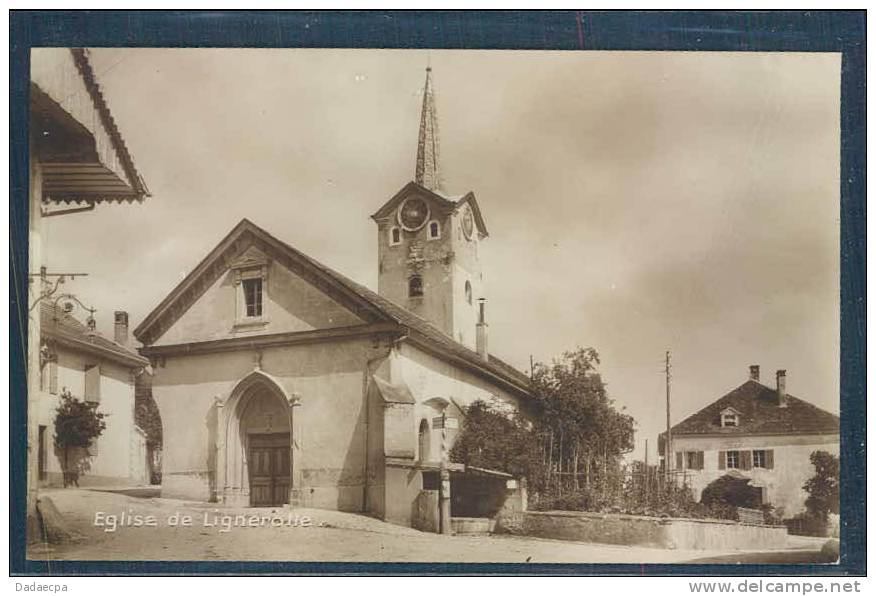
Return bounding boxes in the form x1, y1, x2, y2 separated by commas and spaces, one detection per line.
31, 49, 149, 204
134, 219, 530, 397
667, 380, 839, 437
41, 302, 148, 368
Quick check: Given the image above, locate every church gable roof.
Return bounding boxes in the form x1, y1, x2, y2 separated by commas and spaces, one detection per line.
668, 380, 839, 437
133, 219, 389, 346
135, 219, 528, 396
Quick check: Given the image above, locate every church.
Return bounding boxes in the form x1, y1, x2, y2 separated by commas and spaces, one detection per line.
134, 69, 534, 529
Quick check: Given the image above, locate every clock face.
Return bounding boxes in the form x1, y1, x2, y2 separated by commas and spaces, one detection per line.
461, 205, 474, 240
398, 197, 430, 231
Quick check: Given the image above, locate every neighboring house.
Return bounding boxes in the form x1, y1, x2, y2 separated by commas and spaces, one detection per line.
26, 47, 149, 534
134, 68, 533, 529
37, 303, 150, 487
659, 365, 839, 516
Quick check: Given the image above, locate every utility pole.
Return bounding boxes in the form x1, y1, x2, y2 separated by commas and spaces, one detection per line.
439, 410, 451, 535
664, 350, 672, 479
644, 438, 649, 503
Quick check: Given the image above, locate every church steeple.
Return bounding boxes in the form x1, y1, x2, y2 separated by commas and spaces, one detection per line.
415, 67, 441, 191
372, 66, 488, 348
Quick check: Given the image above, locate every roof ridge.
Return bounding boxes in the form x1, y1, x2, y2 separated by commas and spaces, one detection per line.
267, 230, 525, 377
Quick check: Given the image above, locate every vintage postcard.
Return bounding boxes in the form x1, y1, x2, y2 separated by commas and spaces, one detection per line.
10, 10, 864, 577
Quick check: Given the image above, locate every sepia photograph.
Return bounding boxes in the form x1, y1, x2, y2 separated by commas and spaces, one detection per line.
9, 10, 865, 577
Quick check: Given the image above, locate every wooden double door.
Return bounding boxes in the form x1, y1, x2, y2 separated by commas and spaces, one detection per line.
247, 432, 291, 506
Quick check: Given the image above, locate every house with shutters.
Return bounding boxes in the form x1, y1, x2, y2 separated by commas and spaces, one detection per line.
659, 365, 839, 516
37, 302, 150, 487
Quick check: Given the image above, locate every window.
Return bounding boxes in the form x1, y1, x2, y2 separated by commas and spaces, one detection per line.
427, 220, 440, 240
38, 426, 47, 480
49, 360, 57, 395
721, 412, 738, 427
242, 278, 263, 318
418, 419, 430, 462
465, 280, 472, 305
84, 364, 101, 403
686, 451, 704, 470
40, 345, 58, 394
389, 226, 401, 246
230, 249, 269, 326
753, 450, 768, 469
726, 450, 740, 469
409, 275, 423, 298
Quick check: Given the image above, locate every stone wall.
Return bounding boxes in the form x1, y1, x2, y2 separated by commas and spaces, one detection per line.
495, 510, 788, 550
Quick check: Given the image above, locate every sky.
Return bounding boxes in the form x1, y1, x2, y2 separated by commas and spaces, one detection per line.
39, 48, 841, 460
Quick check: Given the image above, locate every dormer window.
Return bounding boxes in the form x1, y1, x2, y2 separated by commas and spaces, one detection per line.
409, 275, 424, 298
720, 408, 740, 427
389, 226, 401, 246
427, 220, 441, 240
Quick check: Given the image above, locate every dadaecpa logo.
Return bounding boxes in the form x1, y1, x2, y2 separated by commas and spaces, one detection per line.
15, 583, 68, 592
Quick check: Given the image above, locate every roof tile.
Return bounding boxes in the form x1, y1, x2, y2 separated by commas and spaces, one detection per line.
670, 380, 838, 436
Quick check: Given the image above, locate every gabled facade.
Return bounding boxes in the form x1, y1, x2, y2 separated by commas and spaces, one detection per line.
135, 219, 531, 525
659, 365, 839, 516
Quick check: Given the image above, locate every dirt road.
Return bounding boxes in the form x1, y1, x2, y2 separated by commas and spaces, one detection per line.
28, 489, 824, 564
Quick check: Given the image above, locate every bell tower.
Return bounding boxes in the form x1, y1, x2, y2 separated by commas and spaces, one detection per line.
371, 68, 488, 349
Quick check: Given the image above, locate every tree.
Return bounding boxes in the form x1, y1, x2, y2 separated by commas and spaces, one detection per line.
451, 347, 636, 510
135, 389, 162, 452
803, 450, 839, 519
53, 389, 106, 487
531, 347, 635, 497
449, 398, 541, 483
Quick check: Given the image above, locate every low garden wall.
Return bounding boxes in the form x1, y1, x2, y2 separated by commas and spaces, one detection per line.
495, 510, 788, 551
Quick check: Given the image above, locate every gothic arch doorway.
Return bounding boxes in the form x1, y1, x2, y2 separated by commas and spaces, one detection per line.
217, 371, 293, 507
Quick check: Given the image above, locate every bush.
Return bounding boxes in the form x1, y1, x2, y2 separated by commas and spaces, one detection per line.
53, 390, 106, 487
701, 475, 763, 509
803, 451, 839, 520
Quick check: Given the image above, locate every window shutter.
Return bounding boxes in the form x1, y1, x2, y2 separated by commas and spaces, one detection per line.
49, 361, 58, 395
741, 450, 752, 470
85, 365, 101, 403
765, 449, 775, 469
718, 451, 726, 470
697, 451, 705, 470
676, 451, 683, 470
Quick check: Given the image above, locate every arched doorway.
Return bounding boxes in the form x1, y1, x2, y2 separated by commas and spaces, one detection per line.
218, 371, 294, 507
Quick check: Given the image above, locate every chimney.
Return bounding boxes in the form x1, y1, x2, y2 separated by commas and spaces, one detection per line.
476, 298, 489, 362
776, 369, 788, 407
114, 311, 129, 346
749, 364, 760, 382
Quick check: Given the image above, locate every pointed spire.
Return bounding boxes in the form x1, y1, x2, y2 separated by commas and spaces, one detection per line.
415, 67, 441, 191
